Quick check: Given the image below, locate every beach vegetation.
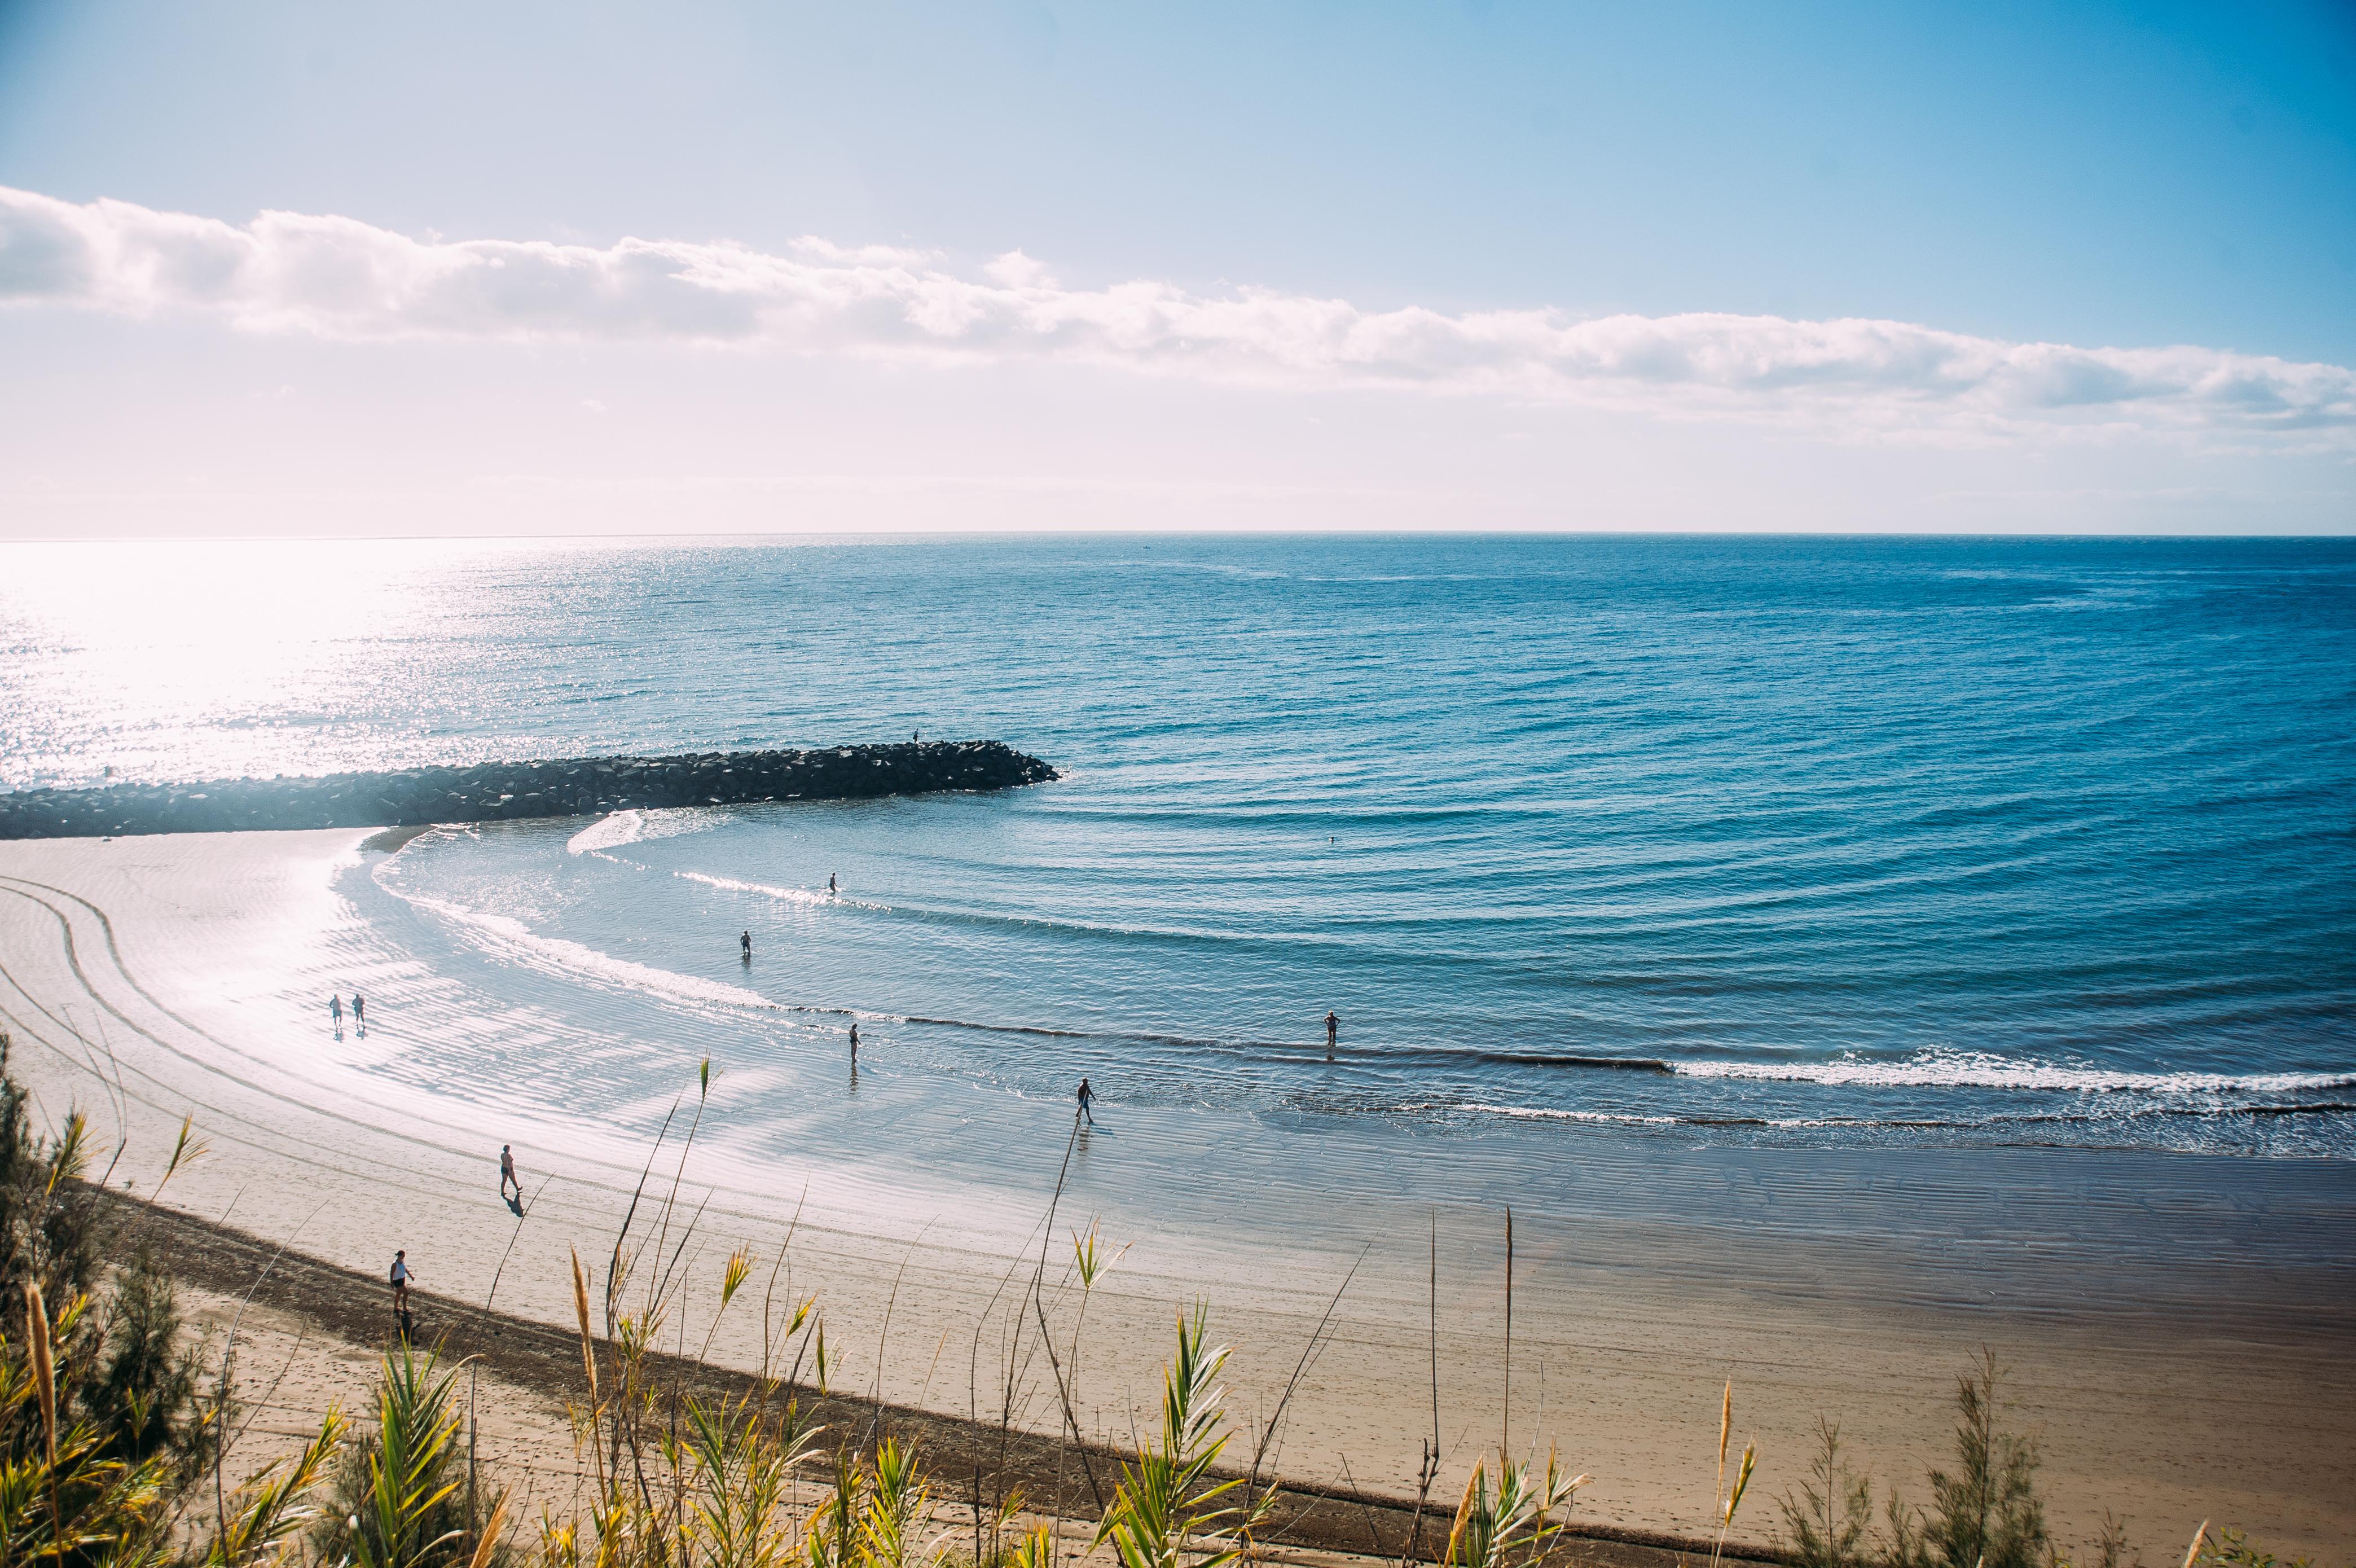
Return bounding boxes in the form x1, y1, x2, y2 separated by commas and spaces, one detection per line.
2194, 1526, 2333, 1568
84, 1247, 214, 1475
0, 1036, 107, 1339
311, 1342, 477, 1568
1439, 1448, 1583, 1568
1, 1267, 346, 1568
0, 1038, 346, 1567
1778, 1420, 1871, 1568
1918, 1351, 2046, 1568
1797, 1352, 2075, 1568
1090, 1306, 1265, 1568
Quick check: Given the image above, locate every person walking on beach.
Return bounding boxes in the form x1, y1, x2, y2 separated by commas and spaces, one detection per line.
329, 994, 343, 1027
499, 1144, 518, 1202
741, 929, 752, 961
1325, 1009, 1339, 1061
389, 1250, 412, 1311
352, 992, 365, 1029
1076, 1077, 1095, 1126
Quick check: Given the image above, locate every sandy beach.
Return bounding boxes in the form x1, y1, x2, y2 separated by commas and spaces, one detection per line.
2, 828, 2351, 1559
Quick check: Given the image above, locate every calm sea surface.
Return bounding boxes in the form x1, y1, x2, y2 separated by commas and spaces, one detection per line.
4, 534, 2353, 1158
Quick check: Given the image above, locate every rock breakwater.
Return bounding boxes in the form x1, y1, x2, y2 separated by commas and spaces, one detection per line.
0, 741, 1058, 840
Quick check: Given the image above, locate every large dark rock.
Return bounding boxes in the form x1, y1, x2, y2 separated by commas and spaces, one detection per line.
0, 740, 1058, 840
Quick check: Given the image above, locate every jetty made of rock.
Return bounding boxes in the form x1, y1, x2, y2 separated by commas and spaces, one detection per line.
0, 741, 1060, 840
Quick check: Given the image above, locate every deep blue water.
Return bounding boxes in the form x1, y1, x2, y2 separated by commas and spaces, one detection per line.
6, 534, 2353, 1155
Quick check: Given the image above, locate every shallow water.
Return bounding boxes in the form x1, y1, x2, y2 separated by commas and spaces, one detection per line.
4, 534, 2353, 1158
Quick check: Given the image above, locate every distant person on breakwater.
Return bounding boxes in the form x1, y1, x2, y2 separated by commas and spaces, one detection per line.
741, 930, 752, 960
499, 1144, 518, 1202
1076, 1077, 1095, 1126
1325, 1010, 1338, 1060
849, 1022, 859, 1061
329, 994, 342, 1027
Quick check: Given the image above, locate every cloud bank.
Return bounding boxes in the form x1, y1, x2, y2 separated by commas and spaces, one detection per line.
4, 185, 2350, 443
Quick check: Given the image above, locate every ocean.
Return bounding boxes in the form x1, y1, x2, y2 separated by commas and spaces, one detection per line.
3, 533, 2353, 1164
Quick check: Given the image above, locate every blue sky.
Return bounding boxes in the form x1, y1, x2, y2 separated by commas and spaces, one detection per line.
1, 1, 2351, 535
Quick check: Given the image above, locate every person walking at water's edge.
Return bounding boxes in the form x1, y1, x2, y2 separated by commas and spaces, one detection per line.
328, 994, 342, 1028
499, 1144, 518, 1202
1076, 1077, 1095, 1126
1325, 1009, 1339, 1061
352, 992, 365, 1029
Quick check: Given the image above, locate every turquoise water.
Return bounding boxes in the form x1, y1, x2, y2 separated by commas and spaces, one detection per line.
5, 534, 2353, 1157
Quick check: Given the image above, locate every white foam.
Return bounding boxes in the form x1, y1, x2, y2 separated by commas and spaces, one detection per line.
566, 807, 718, 857
1672, 1048, 2356, 1095
1457, 1103, 1680, 1125
394, 890, 779, 1013
676, 869, 830, 906
566, 811, 647, 855
675, 868, 890, 912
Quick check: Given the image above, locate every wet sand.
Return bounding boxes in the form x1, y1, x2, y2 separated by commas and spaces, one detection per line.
1, 830, 2350, 1559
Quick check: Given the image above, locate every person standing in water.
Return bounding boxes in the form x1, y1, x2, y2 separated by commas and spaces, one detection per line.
828, 873, 837, 895
329, 994, 342, 1027
1325, 1010, 1339, 1061
1076, 1078, 1095, 1126
741, 930, 752, 961
352, 992, 365, 1029
499, 1145, 518, 1202
849, 1022, 859, 1061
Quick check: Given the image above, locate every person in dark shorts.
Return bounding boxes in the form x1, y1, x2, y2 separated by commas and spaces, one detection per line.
499, 1145, 518, 1202
352, 992, 366, 1028
329, 994, 342, 1027
741, 930, 752, 960
1325, 1010, 1339, 1060
1076, 1078, 1095, 1126
390, 1250, 412, 1311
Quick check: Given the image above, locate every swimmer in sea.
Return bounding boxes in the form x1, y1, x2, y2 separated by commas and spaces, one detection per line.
741, 929, 752, 960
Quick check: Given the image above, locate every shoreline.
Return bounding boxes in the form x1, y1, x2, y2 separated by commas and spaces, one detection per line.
1, 827, 2350, 1557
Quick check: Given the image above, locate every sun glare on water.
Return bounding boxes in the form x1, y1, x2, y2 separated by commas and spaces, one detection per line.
0, 538, 544, 787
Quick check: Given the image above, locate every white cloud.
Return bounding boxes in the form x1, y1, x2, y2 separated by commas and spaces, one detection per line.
3, 184, 2350, 445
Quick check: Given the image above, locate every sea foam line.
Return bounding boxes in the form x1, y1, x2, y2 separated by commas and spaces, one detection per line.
675, 868, 890, 911
1669, 1048, 2356, 1095
394, 890, 779, 1013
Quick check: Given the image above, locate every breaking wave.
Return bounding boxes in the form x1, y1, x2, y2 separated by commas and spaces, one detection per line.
1669, 1048, 2355, 1096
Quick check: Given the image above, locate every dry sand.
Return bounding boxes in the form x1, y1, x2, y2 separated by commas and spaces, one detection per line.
2, 830, 2350, 1561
